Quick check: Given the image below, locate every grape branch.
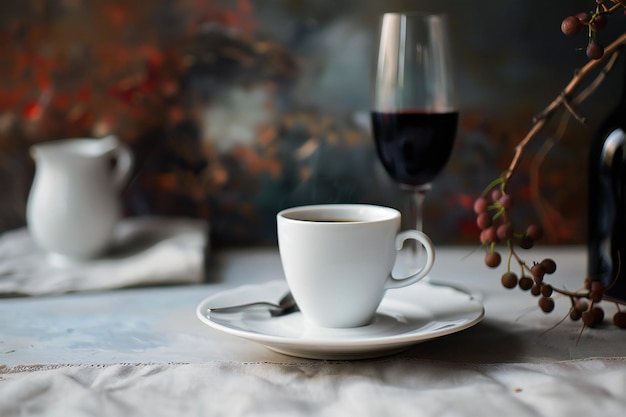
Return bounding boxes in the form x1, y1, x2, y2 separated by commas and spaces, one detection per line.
505, 27, 626, 185
476, 1, 626, 330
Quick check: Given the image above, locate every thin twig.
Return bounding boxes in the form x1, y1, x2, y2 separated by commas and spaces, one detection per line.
503, 32, 626, 187
571, 50, 620, 105
526, 50, 620, 240
559, 91, 586, 123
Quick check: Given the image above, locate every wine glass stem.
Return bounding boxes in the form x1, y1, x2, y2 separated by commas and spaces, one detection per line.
404, 184, 431, 263
409, 190, 425, 232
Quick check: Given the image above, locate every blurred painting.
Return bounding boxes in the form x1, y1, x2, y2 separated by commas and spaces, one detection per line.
0, 0, 620, 247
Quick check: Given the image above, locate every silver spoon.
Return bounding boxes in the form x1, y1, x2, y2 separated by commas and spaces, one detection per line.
207, 292, 298, 317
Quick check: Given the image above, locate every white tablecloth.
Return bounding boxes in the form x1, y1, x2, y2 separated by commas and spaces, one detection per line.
3, 359, 626, 417
1, 247, 625, 417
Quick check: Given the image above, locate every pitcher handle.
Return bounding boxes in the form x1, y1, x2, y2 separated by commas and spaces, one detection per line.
111, 141, 134, 190
384, 230, 435, 290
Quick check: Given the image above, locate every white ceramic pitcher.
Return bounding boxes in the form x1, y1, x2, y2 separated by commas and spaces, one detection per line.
26, 135, 133, 261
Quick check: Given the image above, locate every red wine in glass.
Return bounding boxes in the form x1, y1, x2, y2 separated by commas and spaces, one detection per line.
372, 11, 457, 251
371, 110, 458, 187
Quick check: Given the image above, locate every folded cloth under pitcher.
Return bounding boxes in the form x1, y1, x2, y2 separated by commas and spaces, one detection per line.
0, 217, 208, 296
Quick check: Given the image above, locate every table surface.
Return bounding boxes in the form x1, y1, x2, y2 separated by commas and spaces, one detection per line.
2, 246, 626, 416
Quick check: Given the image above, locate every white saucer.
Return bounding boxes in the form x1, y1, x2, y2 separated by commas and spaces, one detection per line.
196, 280, 484, 360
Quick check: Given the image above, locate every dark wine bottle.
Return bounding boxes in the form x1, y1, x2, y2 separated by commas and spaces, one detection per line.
588, 61, 626, 302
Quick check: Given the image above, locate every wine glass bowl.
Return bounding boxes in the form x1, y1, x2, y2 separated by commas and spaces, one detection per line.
371, 110, 458, 189
371, 12, 458, 235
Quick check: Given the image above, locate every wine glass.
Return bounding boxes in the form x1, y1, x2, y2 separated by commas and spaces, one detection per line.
371, 12, 458, 261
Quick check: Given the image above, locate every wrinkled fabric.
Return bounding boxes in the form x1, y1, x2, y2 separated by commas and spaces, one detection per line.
1, 247, 624, 416
0, 217, 207, 295
1, 359, 625, 417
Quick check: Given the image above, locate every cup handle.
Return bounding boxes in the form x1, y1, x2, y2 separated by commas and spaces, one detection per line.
384, 230, 435, 290
111, 141, 134, 190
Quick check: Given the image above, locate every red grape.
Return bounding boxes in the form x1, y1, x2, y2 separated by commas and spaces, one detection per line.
526, 224, 544, 241
561, 16, 583, 36
476, 212, 492, 229
498, 194, 512, 209
480, 227, 498, 245
491, 189, 502, 202
485, 251, 502, 268
586, 41, 604, 59
473, 197, 489, 214
576, 12, 590, 25
496, 223, 513, 241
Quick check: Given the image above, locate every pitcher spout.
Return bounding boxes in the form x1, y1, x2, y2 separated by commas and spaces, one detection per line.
99, 134, 121, 153
29, 135, 122, 163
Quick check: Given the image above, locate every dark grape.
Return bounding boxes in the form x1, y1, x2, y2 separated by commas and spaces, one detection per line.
531, 263, 545, 282
571, 299, 587, 321
539, 297, 555, 313
586, 41, 604, 59
531, 284, 541, 297
519, 236, 534, 249
485, 251, 502, 268
591, 281, 605, 293
540, 258, 557, 274
581, 311, 596, 327
591, 14, 608, 31
519, 276, 534, 291
575, 300, 589, 312
593, 306, 605, 323
583, 307, 604, 327
590, 281, 604, 302
540, 284, 553, 297
501, 272, 518, 289
613, 311, 626, 329
590, 290, 603, 303
561, 15, 583, 36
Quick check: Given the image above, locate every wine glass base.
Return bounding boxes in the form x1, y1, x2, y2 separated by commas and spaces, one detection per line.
399, 183, 432, 193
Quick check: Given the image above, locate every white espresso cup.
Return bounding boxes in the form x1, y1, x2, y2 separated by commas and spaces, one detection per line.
277, 204, 435, 328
